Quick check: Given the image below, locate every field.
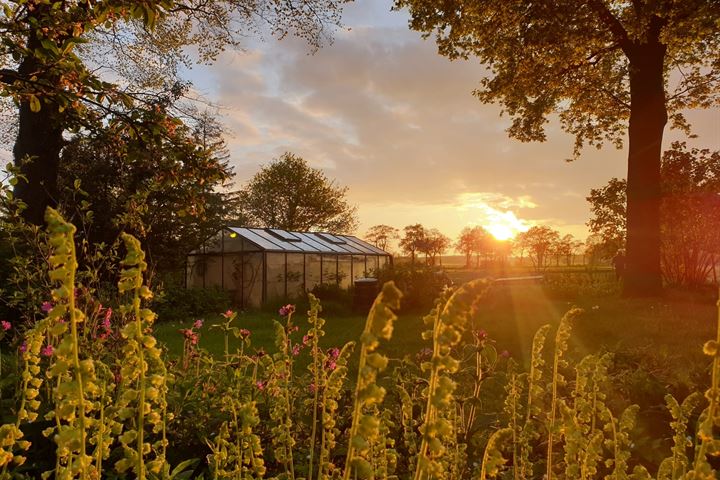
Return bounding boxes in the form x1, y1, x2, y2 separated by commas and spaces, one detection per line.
155, 282, 716, 379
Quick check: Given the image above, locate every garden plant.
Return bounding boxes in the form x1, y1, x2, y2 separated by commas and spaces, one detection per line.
0, 208, 719, 479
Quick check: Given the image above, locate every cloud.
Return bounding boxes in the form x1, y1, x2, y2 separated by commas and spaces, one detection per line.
183, 0, 718, 240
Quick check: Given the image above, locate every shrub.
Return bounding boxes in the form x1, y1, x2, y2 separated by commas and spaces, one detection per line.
152, 281, 232, 323
376, 263, 452, 312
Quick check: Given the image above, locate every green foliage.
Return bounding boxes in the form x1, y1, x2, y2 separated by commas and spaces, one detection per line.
376, 263, 451, 313
2, 208, 720, 480
153, 283, 232, 324
238, 153, 358, 234
59, 113, 236, 273
587, 142, 720, 287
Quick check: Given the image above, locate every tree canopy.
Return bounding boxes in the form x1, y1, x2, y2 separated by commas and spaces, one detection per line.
238, 153, 358, 233
58, 111, 235, 272
587, 142, 720, 286
0, 0, 349, 225
365, 225, 400, 252
395, 0, 720, 296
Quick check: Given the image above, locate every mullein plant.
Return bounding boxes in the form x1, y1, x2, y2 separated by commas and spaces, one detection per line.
113, 232, 171, 478
38, 207, 99, 479
342, 281, 402, 480
317, 341, 354, 479
206, 381, 266, 479
264, 307, 298, 480
0, 307, 48, 472
546, 308, 580, 480
412, 279, 492, 480
560, 353, 613, 480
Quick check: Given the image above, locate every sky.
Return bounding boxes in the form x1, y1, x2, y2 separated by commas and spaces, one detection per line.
2, 0, 719, 249
177, 0, 719, 247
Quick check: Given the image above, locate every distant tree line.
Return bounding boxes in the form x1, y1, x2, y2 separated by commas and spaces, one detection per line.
363, 222, 587, 273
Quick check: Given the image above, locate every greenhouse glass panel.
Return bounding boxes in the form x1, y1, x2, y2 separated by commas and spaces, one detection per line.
338, 255, 352, 289
368, 256, 379, 276
266, 253, 285, 301
352, 256, 366, 281
204, 256, 223, 287
186, 256, 204, 288
286, 253, 305, 299
306, 254, 322, 290
241, 253, 264, 307
379, 256, 389, 270
322, 254, 338, 285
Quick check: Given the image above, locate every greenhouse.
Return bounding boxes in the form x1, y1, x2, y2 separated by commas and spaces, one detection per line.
185, 227, 392, 308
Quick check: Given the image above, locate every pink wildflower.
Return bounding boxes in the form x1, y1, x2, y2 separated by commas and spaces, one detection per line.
41, 301, 53, 313
279, 304, 296, 316
104, 307, 112, 323
221, 310, 234, 319
309, 382, 316, 393
302, 334, 312, 346
193, 319, 204, 329
325, 360, 337, 371
473, 329, 488, 342
292, 344, 301, 356
41, 345, 54, 357
1, 320, 10, 331
327, 347, 340, 360
256, 380, 266, 391
239, 328, 251, 338
19, 341, 27, 354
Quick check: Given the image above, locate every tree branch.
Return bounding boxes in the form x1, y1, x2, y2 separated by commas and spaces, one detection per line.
0, 68, 19, 84
586, 0, 632, 54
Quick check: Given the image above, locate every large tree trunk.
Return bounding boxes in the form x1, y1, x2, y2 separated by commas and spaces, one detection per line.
12, 44, 64, 226
623, 41, 667, 297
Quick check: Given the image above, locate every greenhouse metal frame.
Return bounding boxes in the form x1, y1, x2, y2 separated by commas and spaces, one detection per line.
185, 227, 392, 308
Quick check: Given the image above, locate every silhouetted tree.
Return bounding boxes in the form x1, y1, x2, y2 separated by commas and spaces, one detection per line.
365, 225, 400, 251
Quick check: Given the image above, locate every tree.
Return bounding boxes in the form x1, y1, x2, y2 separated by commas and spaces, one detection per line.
400, 224, 426, 265
418, 228, 451, 266
455, 226, 491, 268
515, 226, 561, 272
0, 0, 348, 225
587, 178, 627, 256
238, 153, 358, 233
365, 225, 400, 251
396, 0, 720, 296
588, 142, 720, 286
58, 111, 235, 272
552, 234, 583, 266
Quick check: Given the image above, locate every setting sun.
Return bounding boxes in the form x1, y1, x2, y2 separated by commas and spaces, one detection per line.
486, 223, 516, 241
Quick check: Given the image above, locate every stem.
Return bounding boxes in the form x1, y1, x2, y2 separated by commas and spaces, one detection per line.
134, 293, 146, 480
68, 239, 88, 479
546, 348, 560, 480
97, 380, 106, 474
308, 322, 320, 480
342, 338, 371, 480
413, 309, 441, 480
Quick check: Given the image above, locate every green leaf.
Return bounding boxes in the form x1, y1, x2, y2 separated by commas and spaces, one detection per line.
29, 95, 41, 113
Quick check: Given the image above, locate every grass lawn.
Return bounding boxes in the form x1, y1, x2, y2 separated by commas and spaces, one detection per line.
154, 283, 718, 385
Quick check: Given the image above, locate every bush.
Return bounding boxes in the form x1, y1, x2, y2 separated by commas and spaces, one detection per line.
376, 262, 452, 312
542, 270, 620, 299
153, 280, 232, 323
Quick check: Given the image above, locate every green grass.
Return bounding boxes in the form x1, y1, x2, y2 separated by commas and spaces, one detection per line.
154, 283, 717, 383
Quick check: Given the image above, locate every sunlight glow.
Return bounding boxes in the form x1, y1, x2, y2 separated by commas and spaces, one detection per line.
457, 192, 532, 241
486, 223, 515, 241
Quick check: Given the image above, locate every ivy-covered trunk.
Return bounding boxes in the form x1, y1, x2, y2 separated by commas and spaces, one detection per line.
623, 39, 667, 297
12, 39, 64, 226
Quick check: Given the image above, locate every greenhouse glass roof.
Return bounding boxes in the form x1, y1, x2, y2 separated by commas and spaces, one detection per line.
226, 227, 389, 255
